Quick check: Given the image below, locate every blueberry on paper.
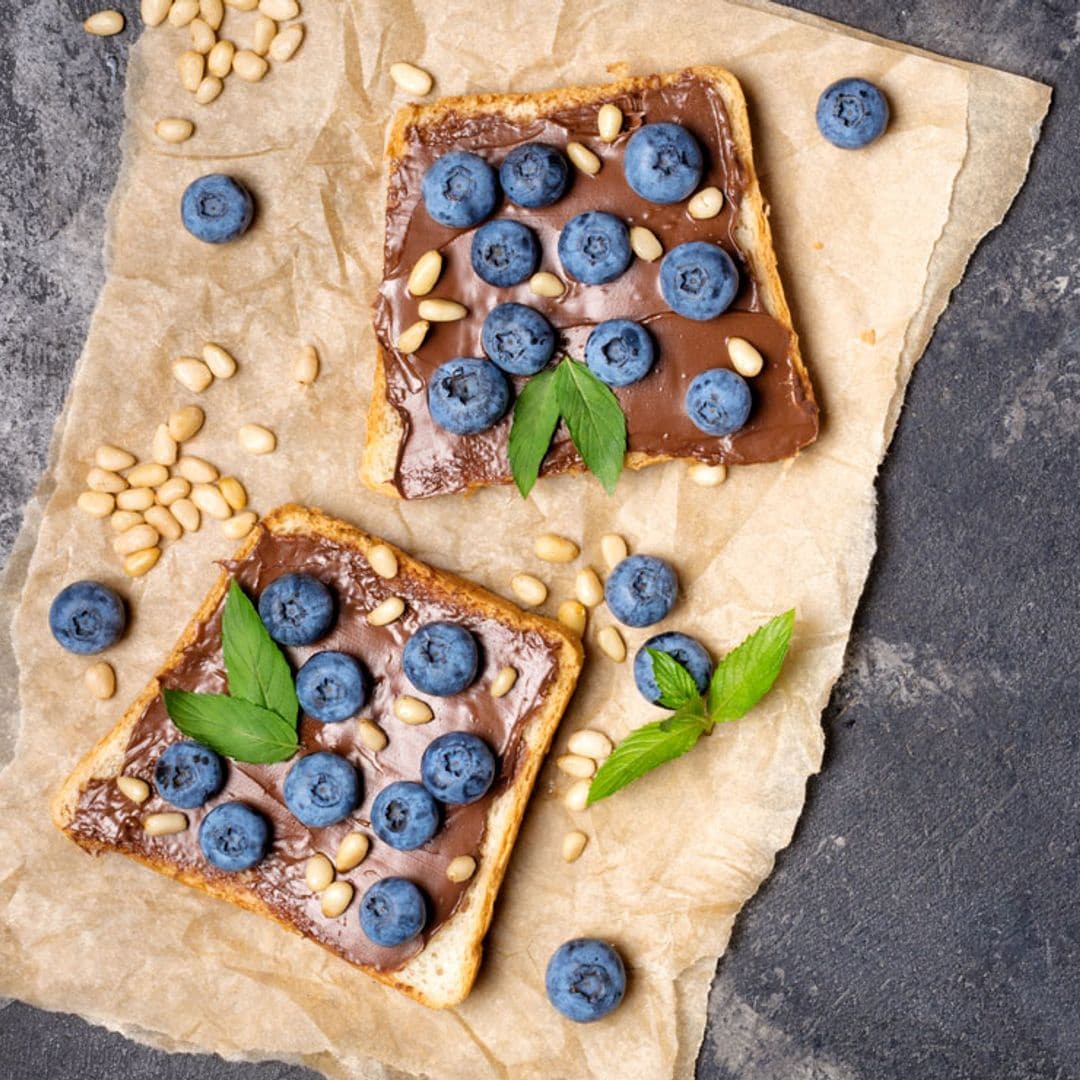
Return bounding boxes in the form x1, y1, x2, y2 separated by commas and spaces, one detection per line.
545, 938, 626, 1022
558, 211, 632, 285
633, 632, 713, 705
48, 581, 125, 654
659, 241, 739, 320
181, 174, 254, 244
295, 651, 368, 723
471, 219, 540, 286
371, 781, 441, 850
623, 123, 703, 204
816, 78, 889, 149
283, 751, 360, 828
403, 621, 479, 696
481, 303, 556, 376
427, 358, 512, 436
153, 740, 226, 808
421, 732, 497, 805
584, 319, 655, 387
421, 151, 499, 228
257, 573, 335, 646
500, 143, 571, 208
198, 802, 270, 872
685, 368, 752, 436
605, 554, 677, 628
360, 877, 428, 947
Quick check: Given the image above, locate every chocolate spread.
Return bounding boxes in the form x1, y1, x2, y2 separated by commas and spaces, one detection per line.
68, 528, 567, 973
373, 72, 819, 498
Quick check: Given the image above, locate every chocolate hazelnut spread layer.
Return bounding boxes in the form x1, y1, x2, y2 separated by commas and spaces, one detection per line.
67, 529, 564, 973
373, 72, 819, 499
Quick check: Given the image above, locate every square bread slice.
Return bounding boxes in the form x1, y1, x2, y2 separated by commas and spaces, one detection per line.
364, 65, 818, 499
53, 505, 583, 1008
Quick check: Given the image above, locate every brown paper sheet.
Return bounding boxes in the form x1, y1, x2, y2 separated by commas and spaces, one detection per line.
0, 1, 1049, 1077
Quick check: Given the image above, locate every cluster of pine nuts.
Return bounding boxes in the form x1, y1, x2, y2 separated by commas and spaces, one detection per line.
555, 728, 615, 866
303, 831, 370, 917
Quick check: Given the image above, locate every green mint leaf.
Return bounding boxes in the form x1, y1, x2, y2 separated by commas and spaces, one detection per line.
706, 609, 795, 727
221, 580, 298, 723
555, 358, 626, 495
587, 708, 707, 805
163, 689, 300, 764
647, 647, 701, 709
508, 366, 561, 498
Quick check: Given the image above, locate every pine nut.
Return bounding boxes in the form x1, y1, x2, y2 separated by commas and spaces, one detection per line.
568, 729, 613, 760
335, 832, 370, 872
125, 547, 162, 577
529, 271, 566, 298
155, 477, 191, 506
575, 567, 603, 608
190, 17, 216, 53
95, 444, 136, 472
117, 775, 150, 803
155, 117, 195, 143
600, 533, 628, 569
169, 0, 199, 26
78, 491, 115, 518
629, 225, 663, 262
218, 476, 247, 510
597, 625, 626, 662
564, 778, 590, 812
558, 600, 587, 636
295, 344, 319, 383
173, 356, 213, 392
597, 103, 623, 143
223, 511, 257, 539
446, 855, 476, 883
200, 0, 224, 29
687, 186, 724, 220
168, 405, 205, 442
562, 830, 588, 863
688, 462, 727, 487
535, 533, 579, 563
141, 0, 172, 28
127, 462, 169, 488
116, 488, 155, 512
417, 298, 466, 322
176, 455, 218, 483
145, 505, 182, 541
113, 524, 160, 557
191, 483, 231, 520
200, 343, 235, 379
225, 0, 258, 8
368, 544, 398, 579
87, 467, 127, 494
407, 250, 443, 296
151, 424, 178, 466
490, 666, 517, 698
207, 39, 234, 77
357, 719, 388, 752
195, 76, 224, 105
305, 853, 334, 892
252, 16, 276, 55
84, 10, 125, 35
394, 695, 433, 725
110, 510, 144, 533
567, 141, 601, 175
177, 50, 205, 93
396, 319, 429, 354
556, 754, 595, 779
367, 596, 404, 626
238, 424, 276, 455
728, 336, 764, 378
144, 810, 188, 837
320, 880, 354, 919
85, 661, 116, 701
268, 24, 304, 62
511, 573, 547, 607
171, 498, 200, 532
389, 62, 433, 97
259, 0, 299, 17
233, 48, 269, 80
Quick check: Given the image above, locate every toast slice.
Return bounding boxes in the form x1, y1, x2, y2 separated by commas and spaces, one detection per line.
364, 66, 818, 499
53, 505, 583, 1008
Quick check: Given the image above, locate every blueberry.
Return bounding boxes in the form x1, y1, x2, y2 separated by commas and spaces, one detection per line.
359, 878, 428, 947
604, 555, 677, 628
481, 303, 556, 376
545, 938, 626, 1022
427, 359, 511, 436
584, 319, 655, 387
153, 740, 226, 809
421, 151, 499, 228
421, 732, 497, 805
370, 781, 440, 850
558, 211, 632, 285
633, 632, 713, 705
403, 621, 479, 696
258, 573, 335, 646
685, 368, 752, 436
623, 123, 703, 204
499, 143, 571, 208
295, 651, 368, 723
816, 78, 889, 149
659, 242, 739, 320
180, 174, 254, 244
283, 752, 360, 828
198, 802, 270, 872
48, 581, 125, 654
471, 220, 540, 287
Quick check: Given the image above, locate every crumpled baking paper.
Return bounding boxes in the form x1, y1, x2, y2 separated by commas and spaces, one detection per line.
0, 1, 1049, 1076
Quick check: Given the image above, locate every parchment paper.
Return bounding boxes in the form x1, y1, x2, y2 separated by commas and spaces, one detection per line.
0, 1, 1049, 1077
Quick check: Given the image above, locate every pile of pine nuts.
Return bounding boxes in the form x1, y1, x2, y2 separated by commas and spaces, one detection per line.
302, 831, 370, 917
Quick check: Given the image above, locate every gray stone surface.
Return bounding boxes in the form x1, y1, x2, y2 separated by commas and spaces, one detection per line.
1, 1, 1077, 1078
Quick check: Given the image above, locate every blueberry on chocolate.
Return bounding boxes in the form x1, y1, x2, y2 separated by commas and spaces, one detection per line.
153, 740, 226, 808
403, 621, 479, 696
427, 358, 512, 436
584, 319, 655, 387
481, 303, 556, 376
558, 210, 632, 285
499, 142, 571, 208
283, 751, 360, 828
421, 150, 499, 228
471, 219, 540, 286
295, 651, 368, 723
258, 573, 335, 646
421, 732, 496, 805
371, 781, 441, 851
659, 241, 739, 320
360, 877, 428, 947
685, 368, 752, 436
198, 802, 270, 872
623, 122, 703, 204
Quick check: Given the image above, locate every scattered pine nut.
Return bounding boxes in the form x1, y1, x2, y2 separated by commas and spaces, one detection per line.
233, 48, 269, 81
238, 423, 276, 455
190, 17, 216, 53
151, 424, 179, 466
145, 505, 183, 541
568, 729, 613, 760
567, 141, 601, 175
223, 510, 257, 539
268, 24, 303, 62
490, 666, 517, 698
600, 533, 628, 569
144, 811, 188, 836
156, 477, 191, 506
407, 250, 443, 296
251, 15, 276, 55
446, 855, 476, 883
172, 356, 213, 393
688, 463, 727, 487
87, 467, 127, 494
207, 39, 235, 77
335, 832, 370, 872
127, 462, 169, 488
417, 298, 467, 322
218, 476, 247, 510
597, 625, 626, 662
368, 544, 398, 579
558, 600, 587, 636
597, 103, 623, 142
200, 0, 224, 30
259, 0, 299, 18
125, 547, 161, 577
396, 319, 430, 354
564, 778, 591, 812
176, 455, 218, 483
171, 498, 201, 532
113, 523, 160, 557
177, 50, 206, 93
535, 533, 579, 563
155, 117, 195, 143
305, 853, 334, 892
556, 753, 596, 779
357, 719, 388, 752
629, 225, 663, 262
511, 573, 547, 607
95, 444, 136, 472
117, 774, 150, 803
728, 337, 764, 378
202, 343, 236, 378
389, 62, 433, 97
529, 271, 566, 298
85, 661, 116, 701
167, 405, 205, 442
78, 491, 115, 518
367, 595, 405, 626
575, 567, 604, 608
562, 830, 588, 863
195, 76, 224, 105
110, 510, 144, 533
687, 186, 724, 220
191, 483, 231, 520
320, 880, 354, 919
394, 695, 433, 725
224, 0, 258, 8
84, 10, 125, 35
168, 0, 200, 27
141, 0, 172, 28
116, 487, 155, 512
294, 344, 319, 383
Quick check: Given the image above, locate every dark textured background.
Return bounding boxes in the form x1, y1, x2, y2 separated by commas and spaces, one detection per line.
2, 2, 1077, 1077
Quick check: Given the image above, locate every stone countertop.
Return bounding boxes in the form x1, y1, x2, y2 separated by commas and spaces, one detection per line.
1, 2, 1077, 1078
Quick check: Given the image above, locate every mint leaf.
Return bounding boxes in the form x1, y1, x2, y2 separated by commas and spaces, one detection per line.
555, 358, 626, 495
164, 689, 300, 764
706, 609, 795, 727
508, 366, 561, 498
647, 648, 701, 709
221, 580, 298, 723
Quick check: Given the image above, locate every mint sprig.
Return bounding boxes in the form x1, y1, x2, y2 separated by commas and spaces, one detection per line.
587, 610, 795, 805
